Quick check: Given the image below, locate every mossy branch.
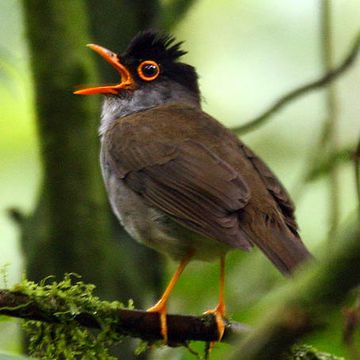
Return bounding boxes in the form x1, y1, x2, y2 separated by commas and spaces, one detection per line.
0, 289, 249, 345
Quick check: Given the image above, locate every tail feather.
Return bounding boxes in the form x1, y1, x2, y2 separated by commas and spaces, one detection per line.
243, 213, 312, 275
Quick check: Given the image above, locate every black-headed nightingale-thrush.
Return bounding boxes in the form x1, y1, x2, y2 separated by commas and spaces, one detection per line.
75, 31, 311, 343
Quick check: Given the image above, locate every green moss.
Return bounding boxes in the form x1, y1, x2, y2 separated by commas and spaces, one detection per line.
288, 344, 345, 360
0, 264, 9, 288
134, 340, 150, 356
13, 274, 132, 359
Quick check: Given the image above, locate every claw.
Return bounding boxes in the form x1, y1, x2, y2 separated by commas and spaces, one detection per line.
204, 303, 226, 350
204, 255, 226, 351
147, 301, 168, 343
146, 251, 194, 344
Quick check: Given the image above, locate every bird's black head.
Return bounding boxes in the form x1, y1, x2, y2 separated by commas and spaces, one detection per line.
75, 30, 200, 100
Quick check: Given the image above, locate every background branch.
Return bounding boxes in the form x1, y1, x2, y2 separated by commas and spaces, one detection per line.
232, 30, 360, 135
355, 136, 360, 214
303, 147, 353, 182
230, 220, 360, 360
321, 0, 341, 245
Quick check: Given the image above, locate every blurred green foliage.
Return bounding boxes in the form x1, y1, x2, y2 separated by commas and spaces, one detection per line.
0, 0, 359, 358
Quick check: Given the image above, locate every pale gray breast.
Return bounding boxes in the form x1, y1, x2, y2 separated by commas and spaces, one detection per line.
100, 145, 151, 241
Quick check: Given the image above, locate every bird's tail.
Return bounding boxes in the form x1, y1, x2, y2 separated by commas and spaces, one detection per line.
243, 213, 312, 276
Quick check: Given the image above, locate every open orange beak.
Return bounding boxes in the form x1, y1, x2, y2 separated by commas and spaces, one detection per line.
74, 44, 134, 95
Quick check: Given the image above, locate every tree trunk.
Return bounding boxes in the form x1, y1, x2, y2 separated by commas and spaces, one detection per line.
21, 0, 120, 296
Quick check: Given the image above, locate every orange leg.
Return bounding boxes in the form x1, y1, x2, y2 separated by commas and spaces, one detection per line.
204, 255, 226, 347
147, 251, 194, 343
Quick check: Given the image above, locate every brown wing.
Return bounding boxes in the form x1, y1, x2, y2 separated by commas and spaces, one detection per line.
105, 135, 252, 250
239, 144, 299, 236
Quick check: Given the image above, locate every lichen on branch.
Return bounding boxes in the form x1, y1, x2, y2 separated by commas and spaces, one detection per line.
13, 274, 128, 359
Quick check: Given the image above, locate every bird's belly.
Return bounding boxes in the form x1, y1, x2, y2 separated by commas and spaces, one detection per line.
103, 171, 230, 261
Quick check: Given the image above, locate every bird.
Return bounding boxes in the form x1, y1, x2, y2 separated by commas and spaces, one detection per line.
74, 30, 312, 344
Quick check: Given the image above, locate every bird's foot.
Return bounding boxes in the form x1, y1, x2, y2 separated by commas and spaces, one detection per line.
147, 301, 168, 343
203, 303, 226, 351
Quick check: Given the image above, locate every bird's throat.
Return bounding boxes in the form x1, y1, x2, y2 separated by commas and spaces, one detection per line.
99, 81, 201, 136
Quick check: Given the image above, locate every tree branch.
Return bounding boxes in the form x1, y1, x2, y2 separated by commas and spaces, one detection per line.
303, 146, 353, 182
354, 136, 360, 213
321, 0, 341, 245
233, 30, 360, 134
0, 290, 250, 344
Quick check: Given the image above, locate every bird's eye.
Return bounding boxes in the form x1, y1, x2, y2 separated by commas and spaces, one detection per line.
137, 60, 160, 81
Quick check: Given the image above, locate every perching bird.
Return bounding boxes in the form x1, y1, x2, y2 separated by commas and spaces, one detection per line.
74, 30, 311, 343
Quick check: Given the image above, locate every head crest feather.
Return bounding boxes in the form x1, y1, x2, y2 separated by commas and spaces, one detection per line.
122, 30, 187, 62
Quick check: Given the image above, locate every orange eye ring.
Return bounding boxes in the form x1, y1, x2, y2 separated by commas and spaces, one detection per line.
137, 60, 160, 81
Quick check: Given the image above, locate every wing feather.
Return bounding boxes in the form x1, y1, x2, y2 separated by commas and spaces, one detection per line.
106, 138, 252, 249
240, 144, 299, 236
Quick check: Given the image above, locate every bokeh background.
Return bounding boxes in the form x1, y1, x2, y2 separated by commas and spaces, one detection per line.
0, 0, 359, 359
